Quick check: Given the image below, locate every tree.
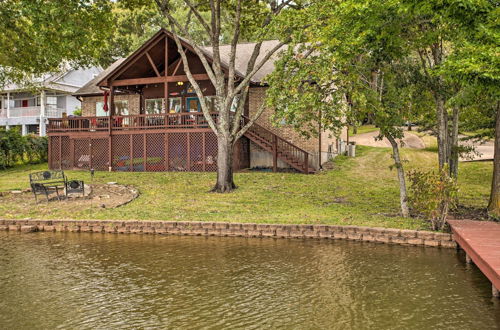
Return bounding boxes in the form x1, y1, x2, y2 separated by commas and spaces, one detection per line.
401, 0, 496, 178
98, 2, 166, 67
151, 0, 301, 192
0, 0, 113, 86
440, 2, 499, 216
267, 0, 429, 217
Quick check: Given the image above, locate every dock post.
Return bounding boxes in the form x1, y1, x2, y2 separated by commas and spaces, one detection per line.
465, 253, 473, 264
493, 284, 500, 298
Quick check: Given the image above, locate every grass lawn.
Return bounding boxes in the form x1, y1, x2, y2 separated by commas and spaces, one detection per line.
410, 130, 439, 151
0, 146, 492, 230
349, 125, 378, 136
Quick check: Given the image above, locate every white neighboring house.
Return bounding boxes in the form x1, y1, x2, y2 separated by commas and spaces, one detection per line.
0, 66, 102, 136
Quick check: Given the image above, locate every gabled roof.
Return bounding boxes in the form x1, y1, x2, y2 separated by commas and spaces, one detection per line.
203, 40, 285, 84
74, 58, 126, 96
76, 29, 284, 96
2, 65, 102, 94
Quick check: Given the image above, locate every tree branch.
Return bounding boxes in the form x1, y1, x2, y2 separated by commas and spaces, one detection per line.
232, 40, 287, 96
165, 20, 218, 133
155, 0, 217, 86
183, 0, 212, 35
234, 99, 267, 141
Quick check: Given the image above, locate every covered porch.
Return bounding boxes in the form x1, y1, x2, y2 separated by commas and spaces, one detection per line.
47, 29, 249, 172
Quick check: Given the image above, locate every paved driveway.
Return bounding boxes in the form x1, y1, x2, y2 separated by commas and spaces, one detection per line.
350, 130, 494, 161
350, 130, 425, 149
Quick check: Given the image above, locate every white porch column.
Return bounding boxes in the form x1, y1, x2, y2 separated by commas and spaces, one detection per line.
1, 95, 6, 131
21, 124, 27, 136
6, 92, 10, 128
39, 90, 46, 136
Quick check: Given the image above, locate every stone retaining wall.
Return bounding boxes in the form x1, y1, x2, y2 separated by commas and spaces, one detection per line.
0, 219, 456, 248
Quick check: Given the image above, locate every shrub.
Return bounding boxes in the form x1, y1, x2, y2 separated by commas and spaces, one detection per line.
72, 107, 82, 116
407, 167, 458, 231
24, 134, 48, 163
0, 128, 48, 168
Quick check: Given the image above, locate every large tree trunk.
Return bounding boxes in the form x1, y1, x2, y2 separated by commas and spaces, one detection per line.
213, 135, 236, 193
387, 134, 410, 217
488, 103, 500, 217
436, 94, 449, 170
449, 107, 459, 179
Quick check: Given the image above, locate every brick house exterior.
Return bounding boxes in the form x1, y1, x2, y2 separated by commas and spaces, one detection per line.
48, 29, 343, 173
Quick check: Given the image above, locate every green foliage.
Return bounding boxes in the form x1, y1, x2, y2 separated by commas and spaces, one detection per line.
0, 129, 48, 168
407, 167, 458, 231
24, 134, 48, 165
72, 108, 82, 116
98, 2, 166, 67
0, 0, 114, 85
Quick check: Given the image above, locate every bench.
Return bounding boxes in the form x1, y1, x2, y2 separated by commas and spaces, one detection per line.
29, 170, 68, 202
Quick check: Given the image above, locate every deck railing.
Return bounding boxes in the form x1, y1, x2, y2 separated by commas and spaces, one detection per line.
47, 112, 219, 133
242, 115, 313, 173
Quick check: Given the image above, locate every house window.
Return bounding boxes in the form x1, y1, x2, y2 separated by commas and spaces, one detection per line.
145, 98, 164, 114
96, 102, 107, 117
96, 100, 128, 117
115, 100, 128, 116
46, 96, 57, 106
168, 97, 182, 113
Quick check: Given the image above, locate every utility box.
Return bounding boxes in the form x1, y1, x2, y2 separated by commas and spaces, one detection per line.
338, 140, 347, 155
348, 142, 356, 157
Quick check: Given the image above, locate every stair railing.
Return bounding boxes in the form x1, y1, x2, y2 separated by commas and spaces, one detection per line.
241, 115, 312, 173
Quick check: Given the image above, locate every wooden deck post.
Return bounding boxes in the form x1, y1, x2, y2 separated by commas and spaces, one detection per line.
304, 152, 309, 174
129, 134, 133, 172
48, 135, 51, 169
164, 36, 169, 113
202, 132, 206, 172
493, 284, 500, 298
143, 133, 147, 171
164, 133, 169, 171
58, 136, 62, 170
272, 135, 278, 172
108, 85, 115, 172
89, 138, 93, 170
187, 132, 191, 171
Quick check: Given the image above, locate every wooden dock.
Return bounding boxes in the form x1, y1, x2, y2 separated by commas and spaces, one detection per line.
448, 220, 500, 298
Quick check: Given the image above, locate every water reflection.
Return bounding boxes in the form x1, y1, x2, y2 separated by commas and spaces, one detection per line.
0, 232, 498, 329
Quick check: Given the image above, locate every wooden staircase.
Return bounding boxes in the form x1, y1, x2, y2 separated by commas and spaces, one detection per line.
242, 116, 315, 174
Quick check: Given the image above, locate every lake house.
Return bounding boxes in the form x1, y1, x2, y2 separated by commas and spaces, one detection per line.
1, 66, 101, 136
47, 29, 338, 173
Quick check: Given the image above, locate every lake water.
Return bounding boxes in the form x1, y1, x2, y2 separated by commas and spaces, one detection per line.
0, 232, 499, 329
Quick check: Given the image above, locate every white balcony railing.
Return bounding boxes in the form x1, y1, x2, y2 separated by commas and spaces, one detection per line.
45, 106, 66, 118
1, 106, 66, 118
8, 106, 41, 117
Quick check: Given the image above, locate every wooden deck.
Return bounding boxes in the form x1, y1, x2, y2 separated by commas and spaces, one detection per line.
448, 220, 500, 297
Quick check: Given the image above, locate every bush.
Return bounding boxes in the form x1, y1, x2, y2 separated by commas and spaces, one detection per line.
24, 134, 48, 164
407, 167, 458, 231
72, 107, 82, 116
0, 128, 48, 168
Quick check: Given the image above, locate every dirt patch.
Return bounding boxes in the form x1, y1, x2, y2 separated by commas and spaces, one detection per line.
450, 205, 490, 221
0, 184, 139, 211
